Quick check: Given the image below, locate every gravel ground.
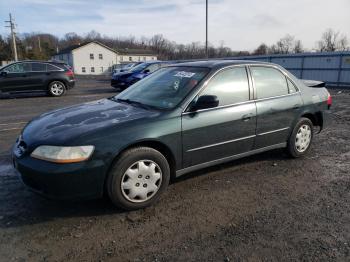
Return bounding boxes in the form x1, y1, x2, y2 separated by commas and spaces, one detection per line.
0, 79, 349, 261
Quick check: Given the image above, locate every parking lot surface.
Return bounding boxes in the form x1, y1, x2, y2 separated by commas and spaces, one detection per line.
0, 80, 349, 261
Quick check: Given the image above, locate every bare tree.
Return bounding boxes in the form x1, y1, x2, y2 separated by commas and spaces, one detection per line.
293, 40, 303, 53
253, 43, 268, 55
317, 29, 349, 52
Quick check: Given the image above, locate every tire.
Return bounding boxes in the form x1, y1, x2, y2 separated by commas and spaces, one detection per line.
287, 117, 314, 158
48, 81, 66, 97
107, 147, 170, 210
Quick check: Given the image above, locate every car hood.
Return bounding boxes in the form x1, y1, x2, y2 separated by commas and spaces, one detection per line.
22, 98, 159, 146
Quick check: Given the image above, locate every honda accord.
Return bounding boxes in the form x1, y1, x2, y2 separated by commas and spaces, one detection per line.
13, 60, 331, 210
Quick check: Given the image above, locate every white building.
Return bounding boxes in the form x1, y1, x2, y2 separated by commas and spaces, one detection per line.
51, 41, 158, 75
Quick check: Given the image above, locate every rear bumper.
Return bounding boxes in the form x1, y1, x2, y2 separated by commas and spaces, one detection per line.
321, 110, 332, 131
66, 79, 75, 89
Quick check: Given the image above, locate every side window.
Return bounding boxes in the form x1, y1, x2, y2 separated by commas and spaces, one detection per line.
287, 78, 298, 93
146, 64, 160, 73
47, 64, 61, 71
4, 63, 31, 73
251, 67, 289, 99
200, 67, 249, 106
31, 63, 46, 72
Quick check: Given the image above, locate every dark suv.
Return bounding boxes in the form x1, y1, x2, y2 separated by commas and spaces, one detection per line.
0, 61, 75, 97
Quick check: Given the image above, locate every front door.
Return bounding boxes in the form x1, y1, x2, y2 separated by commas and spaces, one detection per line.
182, 66, 257, 168
0, 62, 32, 92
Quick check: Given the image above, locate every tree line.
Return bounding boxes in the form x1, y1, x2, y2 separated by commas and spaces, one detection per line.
0, 28, 348, 62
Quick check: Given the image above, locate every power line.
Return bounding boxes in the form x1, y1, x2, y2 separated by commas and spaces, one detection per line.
5, 13, 18, 61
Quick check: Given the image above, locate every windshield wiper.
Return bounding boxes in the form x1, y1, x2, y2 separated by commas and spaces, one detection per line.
115, 98, 153, 110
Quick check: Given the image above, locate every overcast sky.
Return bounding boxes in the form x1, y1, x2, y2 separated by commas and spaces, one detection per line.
0, 0, 349, 51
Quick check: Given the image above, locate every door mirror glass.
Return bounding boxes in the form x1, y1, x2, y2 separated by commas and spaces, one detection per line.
192, 95, 219, 111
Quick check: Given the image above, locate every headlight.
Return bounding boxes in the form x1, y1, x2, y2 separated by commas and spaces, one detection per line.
31, 145, 94, 163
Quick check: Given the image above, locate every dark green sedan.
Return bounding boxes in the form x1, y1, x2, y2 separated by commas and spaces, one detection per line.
13, 60, 331, 210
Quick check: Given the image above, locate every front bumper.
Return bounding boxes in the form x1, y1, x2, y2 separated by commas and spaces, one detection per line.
111, 79, 129, 89
13, 154, 107, 200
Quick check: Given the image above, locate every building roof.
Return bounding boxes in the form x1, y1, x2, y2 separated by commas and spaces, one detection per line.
116, 48, 157, 56
55, 41, 157, 56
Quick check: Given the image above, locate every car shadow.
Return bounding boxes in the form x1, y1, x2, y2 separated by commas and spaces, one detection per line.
0, 148, 289, 228
0, 92, 49, 99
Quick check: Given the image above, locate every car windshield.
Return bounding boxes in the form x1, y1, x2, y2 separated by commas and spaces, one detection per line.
113, 66, 210, 110
129, 63, 150, 72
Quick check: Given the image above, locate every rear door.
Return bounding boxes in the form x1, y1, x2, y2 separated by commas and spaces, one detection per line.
28, 62, 47, 90
182, 66, 257, 168
250, 66, 303, 148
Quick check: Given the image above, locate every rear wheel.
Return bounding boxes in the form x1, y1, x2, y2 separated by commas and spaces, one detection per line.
287, 117, 313, 158
107, 147, 170, 210
48, 81, 66, 97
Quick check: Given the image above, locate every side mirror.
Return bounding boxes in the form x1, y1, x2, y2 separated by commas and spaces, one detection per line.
0, 71, 7, 77
191, 95, 219, 111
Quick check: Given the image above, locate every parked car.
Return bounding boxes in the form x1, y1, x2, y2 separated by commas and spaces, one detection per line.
0, 60, 75, 97
111, 62, 142, 75
111, 61, 169, 90
13, 60, 331, 210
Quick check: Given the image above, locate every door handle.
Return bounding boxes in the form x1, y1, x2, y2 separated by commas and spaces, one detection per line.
46, 72, 51, 75
293, 104, 301, 110
21, 74, 27, 77
242, 114, 253, 121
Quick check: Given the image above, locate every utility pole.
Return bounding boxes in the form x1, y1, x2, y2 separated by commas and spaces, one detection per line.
5, 13, 18, 61
205, 0, 208, 59
38, 36, 42, 53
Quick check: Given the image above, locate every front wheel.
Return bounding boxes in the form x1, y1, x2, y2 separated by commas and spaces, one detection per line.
287, 117, 314, 158
48, 81, 66, 97
107, 147, 170, 210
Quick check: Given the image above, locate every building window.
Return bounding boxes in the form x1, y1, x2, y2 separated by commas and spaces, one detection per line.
91, 67, 95, 73
120, 56, 123, 61
59, 55, 63, 60
129, 57, 132, 61
100, 67, 103, 72
99, 54, 103, 60
138, 57, 141, 61
144, 57, 146, 61
90, 53, 94, 60
108, 67, 112, 72
82, 67, 86, 73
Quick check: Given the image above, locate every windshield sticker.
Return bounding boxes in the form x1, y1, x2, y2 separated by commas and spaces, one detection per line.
174, 71, 196, 78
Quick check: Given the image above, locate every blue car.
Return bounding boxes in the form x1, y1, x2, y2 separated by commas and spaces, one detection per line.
111, 61, 170, 90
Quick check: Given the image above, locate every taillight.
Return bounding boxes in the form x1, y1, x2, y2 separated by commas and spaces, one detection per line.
65, 70, 74, 77
327, 93, 332, 109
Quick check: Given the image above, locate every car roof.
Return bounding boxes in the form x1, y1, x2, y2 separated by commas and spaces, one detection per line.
169, 59, 273, 69
4, 60, 66, 65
